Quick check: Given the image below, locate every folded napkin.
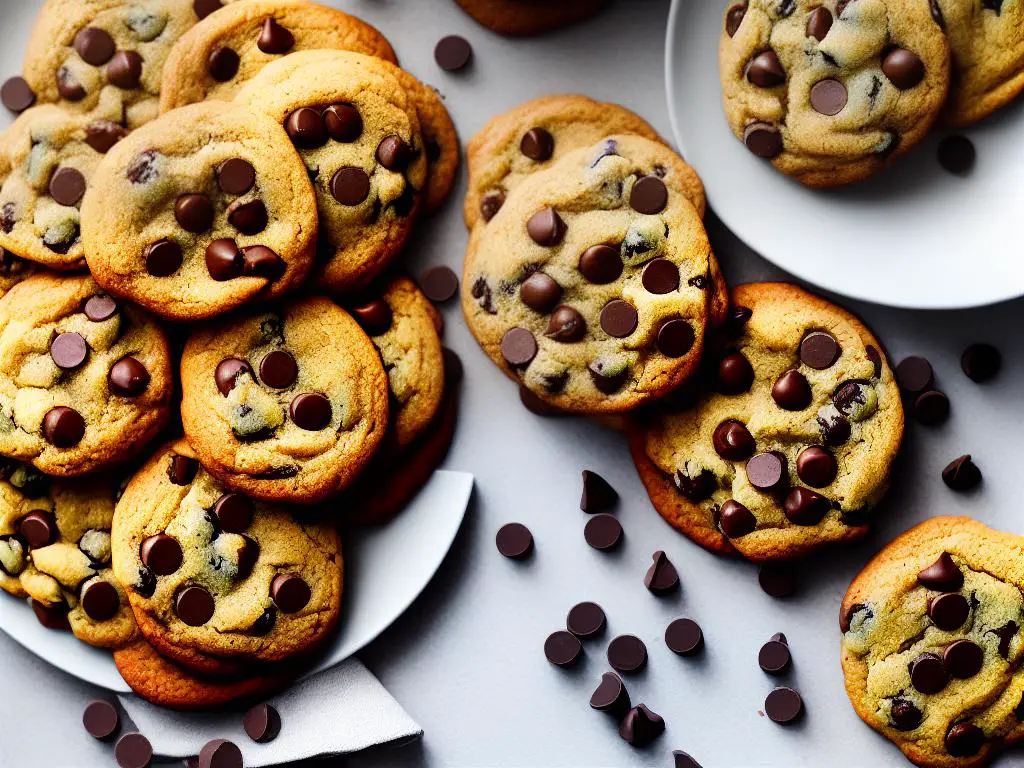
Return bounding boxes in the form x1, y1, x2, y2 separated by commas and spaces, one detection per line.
118, 658, 422, 766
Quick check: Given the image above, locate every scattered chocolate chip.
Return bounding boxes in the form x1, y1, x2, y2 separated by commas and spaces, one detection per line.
567, 601, 606, 639
198, 738, 243, 768
746, 51, 786, 88
717, 352, 754, 395
743, 122, 783, 159
713, 420, 756, 461
590, 672, 630, 717
806, 7, 833, 39
913, 389, 950, 425
49, 167, 87, 207
114, 732, 153, 768
520, 272, 562, 313
495, 523, 533, 560
944, 639, 983, 679
175, 193, 214, 233
205, 238, 244, 281
578, 244, 623, 284
176, 585, 215, 625
50, 332, 88, 370
270, 573, 310, 613
140, 534, 182, 575
630, 176, 668, 215
642, 259, 679, 294
759, 637, 791, 674
772, 370, 812, 410
720, 499, 756, 538
75, 27, 116, 66
910, 652, 948, 694
666, 618, 703, 656
938, 135, 976, 176
942, 455, 981, 491
1, 76, 35, 113
585, 514, 623, 552
600, 300, 638, 338
421, 266, 459, 303
890, 698, 922, 731
244, 703, 281, 744
882, 48, 925, 90
145, 239, 182, 277
527, 208, 566, 246
443, 348, 463, 387
19, 510, 57, 548
961, 343, 999, 382
945, 723, 984, 758
289, 393, 332, 431
257, 17, 294, 54
259, 350, 298, 389
928, 592, 969, 630
435, 35, 473, 71
81, 579, 120, 621
746, 451, 788, 493
619, 704, 664, 747
765, 687, 803, 724
521, 128, 554, 162
796, 445, 837, 487
580, 470, 617, 513
83, 700, 120, 741
645, 550, 679, 595
169, 455, 199, 486
324, 104, 362, 142
107, 51, 143, 90
657, 319, 695, 358
330, 167, 371, 205
545, 629, 582, 667
759, 561, 797, 598
376, 135, 412, 171
501, 328, 537, 368
208, 46, 240, 82
213, 493, 252, 533
895, 356, 934, 393
42, 406, 85, 447
608, 634, 647, 674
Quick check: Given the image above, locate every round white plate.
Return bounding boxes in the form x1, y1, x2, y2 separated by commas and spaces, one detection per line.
665, 0, 1024, 309
0, 470, 473, 692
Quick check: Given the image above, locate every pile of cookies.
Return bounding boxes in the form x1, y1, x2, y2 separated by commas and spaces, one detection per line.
719, 0, 1024, 187
0, 0, 461, 710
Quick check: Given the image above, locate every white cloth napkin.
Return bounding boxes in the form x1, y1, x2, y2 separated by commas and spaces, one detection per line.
118, 658, 422, 766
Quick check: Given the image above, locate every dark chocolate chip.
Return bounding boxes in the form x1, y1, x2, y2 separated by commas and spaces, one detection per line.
759, 561, 797, 598
56, 67, 87, 101
501, 328, 537, 367
259, 350, 298, 389
717, 352, 754, 395
783, 487, 831, 525
619, 704, 664, 747
421, 266, 459, 303
49, 167, 87, 207
578, 244, 622, 284
109, 357, 150, 397
600, 300, 638, 338
882, 48, 925, 89
910, 652, 948, 694
376, 135, 412, 171
945, 723, 984, 758
961, 343, 999, 382
194, 0, 224, 19
227, 199, 268, 235
75, 27, 116, 66
567, 601, 606, 639
918, 552, 963, 591
350, 299, 393, 336
169, 455, 199, 486
588, 359, 629, 394
19, 510, 57, 548
145, 239, 182, 277
480, 190, 505, 221
944, 639, 983, 679
642, 259, 679, 294
544, 630, 582, 667
765, 688, 803, 724
800, 331, 841, 369
772, 370, 812, 410
585, 514, 623, 551
810, 78, 847, 115
107, 51, 143, 90
746, 451, 788, 492
806, 7, 833, 39
114, 732, 153, 768
1, 77, 35, 113
140, 534, 182, 576
608, 634, 647, 673
666, 618, 703, 656
42, 406, 85, 447
590, 672, 630, 717
205, 238, 244, 281
289, 393, 332, 431
175, 193, 214, 233
759, 638, 791, 674
913, 390, 950, 425
580, 470, 617, 513
208, 46, 240, 82
645, 550, 679, 595
657, 319, 695, 358
81, 579, 120, 621
719, 499, 756, 538
217, 158, 256, 195
83, 700, 120, 741
324, 104, 363, 142
86, 121, 129, 154
176, 585, 215, 626
51, 332, 88, 369
895, 356, 933, 393
215, 357, 253, 396
928, 592, 969, 630
546, 305, 586, 342
244, 703, 281, 744
796, 445, 837, 487
495, 522, 533, 559
330, 167, 371, 205
212, 493, 252, 533
520, 128, 554, 162
818, 412, 851, 446
713, 420, 756, 461
890, 699, 922, 731
725, 3, 747, 36
746, 51, 786, 88
286, 107, 327, 148
630, 176, 668, 215
527, 208, 566, 246
743, 122, 783, 158
435, 35, 473, 71
270, 573, 310, 613
942, 455, 981, 491
520, 272, 562, 313
242, 245, 283, 278
257, 18, 294, 54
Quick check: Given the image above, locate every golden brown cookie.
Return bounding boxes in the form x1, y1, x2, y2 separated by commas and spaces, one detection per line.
454, 0, 608, 36
0, 249, 38, 301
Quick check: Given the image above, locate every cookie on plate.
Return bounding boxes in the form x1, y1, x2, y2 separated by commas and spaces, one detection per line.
453, 0, 608, 36
235, 50, 431, 293
159, 0, 396, 111
933, 0, 1024, 126
180, 296, 389, 502
0, 103, 130, 271
629, 282, 903, 560
841, 517, 1024, 768
0, 273, 172, 476
111, 440, 344, 673
82, 100, 317, 321
463, 134, 719, 414
720, 0, 951, 187
0, 464, 139, 649
23, 0, 203, 128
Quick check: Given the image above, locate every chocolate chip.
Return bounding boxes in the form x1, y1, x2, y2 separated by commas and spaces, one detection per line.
783, 487, 831, 525
351, 299, 392, 336
257, 17, 294, 54
743, 122, 783, 159
608, 634, 647, 673
772, 370, 812, 410
520, 128, 554, 162
765, 688, 803, 724
169, 455, 199, 485
194, 0, 223, 18
56, 67, 86, 101
796, 445, 837, 487
928, 592, 969, 630
720, 499, 756, 538
657, 319, 695, 358
588, 359, 629, 394
259, 350, 298, 390
713, 420, 756, 461
910, 652, 948, 694
746, 451, 787, 492
600, 300, 638, 338
83, 700, 120, 741
913, 390, 950, 425
806, 7, 833, 39
882, 48, 925, 89
578, 244, 622, 284
324, 104, 363, 142
945, 723, 984, 758
215, 357, 253, 396
213, 493, 252, 533
376, 135, 412, 171
938, 135, 976, 176
501, 328, 537, 367
248, 608, 276, 636
641, 259, 680, 294
527, 208, 566, 246
674, 468, 716, 501
619, 704, 664, 746
546, 305, 586, 342
109, 357, 150, 396
85, 121, 128, 154
674, 752, 703, 768
725, 3, 747, 36
629, 177, 668, 216
330, 167, 371, 206
581, 470, 617, 513
206, 238, 244, 281
435, 35, 473, 71
82, 579, 120, 621
944, 639, 983, 679
590, 672, 630, 717
19, 510, 57, 547
890, 699, 922, 731
75, 27, 116, 66
140, 534, 182, 575
645, 550, 679, 595
800, 331, 841, 369
495, 522, 533, 559
717, 352, 754, 394
443, 348, 463, 387
961, 343, 999, 382
49, 167, 87, 207
421, 266, 459, 303
42, 406, 85, 447
746, 51, 785, 88
51, 332, 88, 369
243, 245, 283, 278
175, 194, 214, 233
480, 190, 505, 222
666, 618, 703, 656
107, 51, 143, 89
895, 356, 933, 393
217, 158, 256, 195
1, 77, 35, 113
32, 599, 70, 630
942, 455, 981, 491
208, 46, 240, 81
114, 732, 153, 768
810, 78, 847, 115
270, 573, 310, 613
227, 199, 268, 235
520, 272, 562, 313
286, 108, 327, 148
176, 585, 215, 626
585, 514, 623, 551
918, 552, 963, 591
567, 601, 606, 639
243, 703, 281, 744
544, 630, 582, 667
289, 393, 332, 431
145, 239, 182, 277
759, 561, 797, 598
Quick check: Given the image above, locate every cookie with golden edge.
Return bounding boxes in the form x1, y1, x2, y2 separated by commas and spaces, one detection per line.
454, 0, 608, 37
842, 517, 1024, 768
629, 282, 903, 561
0, 250, 38, 301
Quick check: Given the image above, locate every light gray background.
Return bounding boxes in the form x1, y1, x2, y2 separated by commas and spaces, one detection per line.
2, 1, 1024, 766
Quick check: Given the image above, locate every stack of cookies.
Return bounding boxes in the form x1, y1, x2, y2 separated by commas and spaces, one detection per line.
0, 0, 461, 709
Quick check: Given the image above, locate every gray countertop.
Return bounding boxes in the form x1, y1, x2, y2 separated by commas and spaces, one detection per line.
4, 1, 1024, 766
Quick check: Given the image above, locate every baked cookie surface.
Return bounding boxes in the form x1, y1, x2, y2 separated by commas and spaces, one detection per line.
720, 0, 950, 187
0, 273, 172, 476
842, 517, 1024, 768
82, 100, 317, 321
454, 0, 608, 36
630, 282, 903, 560
180, 296, 389, 502
0, 250, 38, 301
462, 135, 717, 414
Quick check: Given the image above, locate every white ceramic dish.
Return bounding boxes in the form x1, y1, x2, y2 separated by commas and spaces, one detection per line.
665, 0, 1024, 309
0, 470, 474, 692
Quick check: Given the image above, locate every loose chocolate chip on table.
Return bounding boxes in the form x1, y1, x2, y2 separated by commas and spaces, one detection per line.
169, 455, 199, 486
145, 239, 183, 277
674, 752, 703, 768
520, 272, 562, 313
175, 193, 214, 233
713, 420, 756, 462
75, 27, 116, 66
140, 533, 182, 575
107, 51, 143, 89
81, 579, 120, 621
501, 328, 537, 368
720, 499, 756, 538
910, 652, 948, 694
918, 552, 964, 591
480, 190, 504, 221
330, 167, 371, 205
109, 357, 150, 397
198, 738, 243, 768
527, 208, 566, 246
443, 348, 463, 387
938, 135, 976, 176
882, 48, 925, 90
725, 3, 746, 36
944, 639, 983, 679
578, 244, 623, 284
942, 455, 981, 491
945, 723, 984, 758
43, 406, 85, 447
666, 618, 703, 656
800, 331, 841, 369
567, 601, 606, 639
796, 445, 837, 487
213, 493, 252, 533
759, 561, 797, 598
51, 331, 88, 369
435, 35, 473, 71
645, 550, 679, 595
243, 245, 283, 278
895, 356, 933, 394
114, 732, 153, 768
176, 585, 215, 626
215, 358, 253, 396
84, 294, 118, 322
83, 700, 120, 741
545, 629, 582, 667
630, 176, 669, 215
590, 672, 630, 717
929, 592, 969, 630
258, 17, 294, 54
1, 76, 35, 113
19, 510, 57, 548
259, 350, 298, 389
806, 7, 833, 39
32, 599, 70, 630
743, 122, 783, 159
810, 78, 847, 116
961, 343, 1000, 382
290, 392, 332, 431
324, 104, 362, 142
49, 167, 87, 207
746, 51, 786, 88
585, 514, 623, 552
270, 573, 310, 613
890, 699, 922, 731
913, 389, 950, 425
581, 470, 618, 513
657, 319, 694, 358
772, 370, 812, 411
619, 704, 664, 747
642, 259, 679, 294
227, 199, 268, 235
600, 300, 638, 338
421, 266, 459, 304
286, 107, 327, 148
521, 128, 554, 162
608, 634, 647, 674
765, 688, 803, 724
217, 158, 256, 195
208, 46, 240, 82
746, 451, 788, 493
759, 637, 791, 674
495, 522, 533, 559
206, 238, 244, 281
717, 352, 755, 395
244, 703, 282, 743
376, 135, 412, 171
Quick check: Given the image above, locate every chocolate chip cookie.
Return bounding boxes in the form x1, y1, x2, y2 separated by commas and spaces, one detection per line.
111, 440, 344, 673
934, 0, 1024, 126
720, 0, 951, 187
82, 100, 318, 321
463, 134, 719, 414
180, 296, 389, 503
0, 464, 139, 649
630, 282, 903, 560
0, 249, 37, 301
454, 0, 608, 36
842, 517, 1024, 768
0, 102, 129, 270
0, 273, 172, 476
234, 50, 431, 293
24, 0, 203, 128
159, 0, 397, 111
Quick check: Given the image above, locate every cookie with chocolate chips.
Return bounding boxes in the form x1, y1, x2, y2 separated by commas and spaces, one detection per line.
842, 517, 1024, 768
180, 296, 389, 503
23, 0, 203, 128
0, 273, 172, 476
463, 134, 719, 414
0, 464, 139, 649
82, 100, 317, 321
0, 249, 37, 301
111, 440, 344, 674
720, 0, 951, 187
0, 103, 129, 270
454, 0, 608, 36
629, 282, 903, 560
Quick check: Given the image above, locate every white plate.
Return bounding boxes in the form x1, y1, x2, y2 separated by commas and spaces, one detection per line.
0, 470, 474, 693
665, 0, 1024, 309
